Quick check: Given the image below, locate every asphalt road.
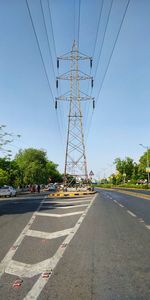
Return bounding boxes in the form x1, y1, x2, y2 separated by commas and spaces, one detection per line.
112, 187, 150, 195
0, 190, 150, 299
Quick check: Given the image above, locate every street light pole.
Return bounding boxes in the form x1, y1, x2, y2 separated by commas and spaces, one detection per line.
146, 147, 150, 185
139, 144, 149, 186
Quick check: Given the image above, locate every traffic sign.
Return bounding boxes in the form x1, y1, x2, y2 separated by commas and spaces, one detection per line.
146, 167, 150, 173
89, 170, 94, 176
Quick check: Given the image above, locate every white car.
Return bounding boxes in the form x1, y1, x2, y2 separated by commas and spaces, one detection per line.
44, 184, 56, 191
0, 186, 17, 197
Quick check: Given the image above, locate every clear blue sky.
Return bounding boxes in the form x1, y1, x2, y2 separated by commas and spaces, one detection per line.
0, 0, 150, 179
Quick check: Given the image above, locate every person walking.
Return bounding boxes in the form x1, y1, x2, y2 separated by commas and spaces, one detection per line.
37, 184, 40, 193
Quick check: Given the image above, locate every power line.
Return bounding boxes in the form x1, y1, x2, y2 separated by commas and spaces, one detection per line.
84, 0, 114, 135
85, 0, 131, 142
78, 0, 81, 48
46, 0, 66, 147
25, 0, 65, 148
84, 0, 105, 135
95, 0, 131, 103
39, 0, 56, 80
47, 0, 57, 60
92, 0, 104, 58
25, 0, 54, 103
93, 0, 114, 79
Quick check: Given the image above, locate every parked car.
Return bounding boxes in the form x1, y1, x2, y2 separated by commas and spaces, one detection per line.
0, 186, 17, 197
44, 184, 56, 191
49, 185, 56, 191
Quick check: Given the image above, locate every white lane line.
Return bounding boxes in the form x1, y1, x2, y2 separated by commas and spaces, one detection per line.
23, 194, 97, 299
145, 225, 150, 230
0, 196, 46, 278
113, 200, 124, 208
41, 204, 88, 209
113, 200, 117, 204
139, 219, 145, 223
127, 210, 136, 217
36, 211, 84, 217
58, 204, 88, 209
43, 199, 91, 204
26, 228, 72, 240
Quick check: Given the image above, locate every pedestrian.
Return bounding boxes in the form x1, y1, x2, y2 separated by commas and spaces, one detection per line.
37, 184, 40, 193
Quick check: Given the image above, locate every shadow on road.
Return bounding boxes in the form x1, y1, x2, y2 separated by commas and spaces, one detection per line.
0, 193, 79, 216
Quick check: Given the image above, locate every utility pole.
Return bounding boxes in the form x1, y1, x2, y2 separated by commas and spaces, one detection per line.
56, 41, 94, 188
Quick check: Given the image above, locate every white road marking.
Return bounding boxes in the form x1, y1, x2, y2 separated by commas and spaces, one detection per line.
5, 259, 52, 278
127, 210, 136, 217
145, 225, 150, 230
44, 199, 91, 204
139, 219, 144, 223
36, 211, 84, 217
0, 197, 46, 278
59, 204, 88, 209
0, 193, 96, 297
113, 200, 117, 204
113, 200, 124, 208
41, 204, 88, 209
26, 228, 72, 239
24, 194, 97, 299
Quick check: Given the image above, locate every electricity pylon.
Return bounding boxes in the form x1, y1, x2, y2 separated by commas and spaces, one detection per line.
56, 41, 94, 187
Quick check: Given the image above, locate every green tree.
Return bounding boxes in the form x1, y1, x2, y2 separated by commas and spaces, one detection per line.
15, 148, 62, 185
46, 161, 62, 183
15, 148, 48, 184
131, 162, 139, 183
0, 169, 9, 186
0, 157, 21, 186
111, 174, 117, 185
114, 157, 135, 182
138, 149, 150, 180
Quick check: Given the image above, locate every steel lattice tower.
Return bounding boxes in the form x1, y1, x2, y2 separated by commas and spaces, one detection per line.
56, 41, 94, 187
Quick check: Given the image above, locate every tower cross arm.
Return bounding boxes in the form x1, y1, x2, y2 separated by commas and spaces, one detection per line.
57, 70, 93, 80
56, 95, 94, 101
58, 51, 92, 61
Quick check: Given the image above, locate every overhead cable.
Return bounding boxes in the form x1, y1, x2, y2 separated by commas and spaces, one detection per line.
85, 0, 131, 142
84, 0, 113, 135
95, 0, 131, 103
25, 0, 65, 148
92, 0, 104, 58
25, 0, 54, 102
47, 0, 57, 59
93, 0, 114, 79
78, 0, 81, 48
39, 0, 56, 79
47, 0, 66, 148
84, 0, 105, 134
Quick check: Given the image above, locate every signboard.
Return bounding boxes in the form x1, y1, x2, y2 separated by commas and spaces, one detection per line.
89, 170, 94, 176
146, 167, 150, 173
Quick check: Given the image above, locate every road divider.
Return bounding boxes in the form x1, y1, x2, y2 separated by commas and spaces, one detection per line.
48, 191, 96, 198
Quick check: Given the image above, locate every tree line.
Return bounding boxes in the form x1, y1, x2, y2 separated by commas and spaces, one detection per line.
0, 148, 62, 187
108, 150, 150, 185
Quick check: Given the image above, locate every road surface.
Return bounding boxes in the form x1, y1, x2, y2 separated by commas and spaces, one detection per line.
0, 190, 150, 299
113, 187, 150, 195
